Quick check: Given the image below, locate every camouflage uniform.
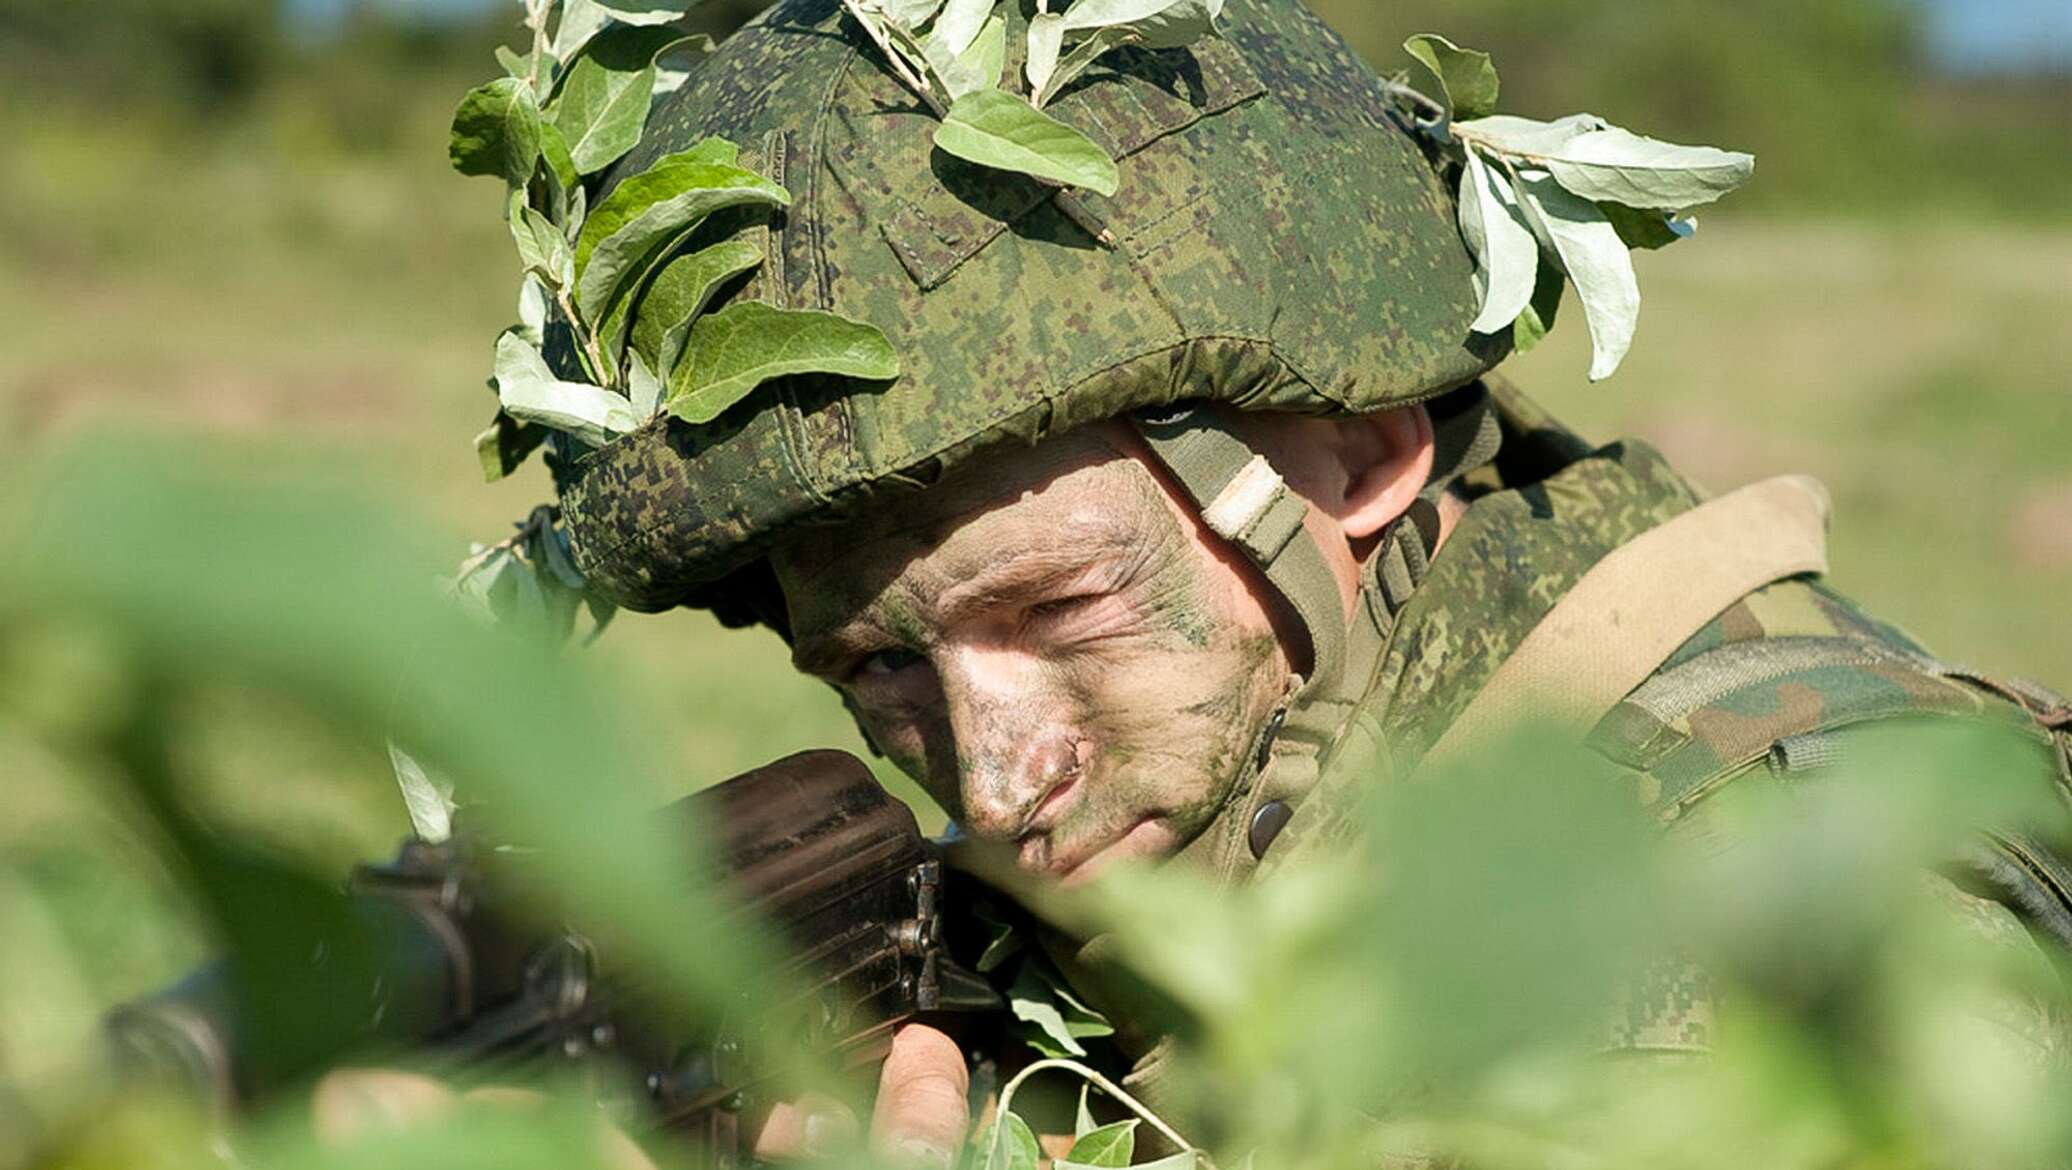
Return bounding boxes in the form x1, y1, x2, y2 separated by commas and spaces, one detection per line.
553, 0, 2072, 1106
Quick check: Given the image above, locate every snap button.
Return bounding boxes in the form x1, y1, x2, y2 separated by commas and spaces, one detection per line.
1248, 800, 1293, 860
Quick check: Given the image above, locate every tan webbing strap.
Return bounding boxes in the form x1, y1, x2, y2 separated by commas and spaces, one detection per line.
1420, 474, 1834, 773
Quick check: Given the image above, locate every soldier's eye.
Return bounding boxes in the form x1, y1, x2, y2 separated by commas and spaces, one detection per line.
1028, 593, 1100, 620
857, 647, 925, 678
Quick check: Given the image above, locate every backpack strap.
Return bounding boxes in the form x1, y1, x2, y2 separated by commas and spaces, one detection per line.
1420, 474, 1832, 773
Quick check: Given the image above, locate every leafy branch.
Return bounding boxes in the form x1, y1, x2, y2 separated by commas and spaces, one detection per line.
1399, 34, 1755, 380
450, 0, 900, 488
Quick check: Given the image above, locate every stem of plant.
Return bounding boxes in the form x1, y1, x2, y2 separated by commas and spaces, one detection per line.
524, 0, 552, 95
554, 286, 614, 389
991, 1059, 1197, 1161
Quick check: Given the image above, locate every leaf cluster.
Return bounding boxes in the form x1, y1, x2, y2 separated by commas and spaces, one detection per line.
451, 0, 900, 483
1401, 34, 1754, 381
840, 0, 1225, 199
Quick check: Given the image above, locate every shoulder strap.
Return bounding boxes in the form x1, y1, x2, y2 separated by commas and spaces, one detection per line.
1420, 474, 1833, 773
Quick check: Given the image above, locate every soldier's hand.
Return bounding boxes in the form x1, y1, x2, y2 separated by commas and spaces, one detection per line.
748, 1021, 970, 1167
311, 1022, 968, 1168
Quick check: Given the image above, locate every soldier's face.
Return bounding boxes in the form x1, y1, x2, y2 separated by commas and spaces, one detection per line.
773, 423, 1294, 882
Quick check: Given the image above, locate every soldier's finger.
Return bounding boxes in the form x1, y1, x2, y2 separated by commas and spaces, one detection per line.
869, 1023, 970, 1168
748, 1092, 860, 1160
311, 1068, 455, 1144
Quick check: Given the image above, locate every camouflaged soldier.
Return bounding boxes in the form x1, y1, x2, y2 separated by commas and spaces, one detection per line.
534, 0, 2072, 1154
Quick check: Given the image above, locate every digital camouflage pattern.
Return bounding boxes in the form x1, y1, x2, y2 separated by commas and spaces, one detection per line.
558, 0, 1502, 610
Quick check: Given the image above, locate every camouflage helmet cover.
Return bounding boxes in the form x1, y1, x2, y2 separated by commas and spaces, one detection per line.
560, 0, 1501, 611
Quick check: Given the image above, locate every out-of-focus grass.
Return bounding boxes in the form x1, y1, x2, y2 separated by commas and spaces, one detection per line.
0, 59, 2065, 1131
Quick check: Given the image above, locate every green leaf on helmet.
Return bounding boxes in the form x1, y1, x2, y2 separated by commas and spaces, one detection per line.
666, 304, 899, 426
1453, 113, 1606, 159
591, 0, 697, 25
1459, 149, 1539, 336
1404, 33, 1499, 121
450, 77, 543, 186
508, 191, 575, 288
1516, 173, 1640, 381
494, 332, 639, 445
927, 12, 1007, 100
474, 412, 550, 483
982, 1113, 1042, 1170
654, 135, 739, 169
1510, 259, 1564, 355
549, 24, 681, 175
934, 90, 1120, 196
493, 45, 534, 84
1029, 0, 1222, 106
652, 34, 716, 97
1537, 126, 1754, 211
629, 238, 764, 380
574, 162, 788, 354
1063, 1120, 1138, 1168
538, 119, 579, 198
1600, 201, 1696, 251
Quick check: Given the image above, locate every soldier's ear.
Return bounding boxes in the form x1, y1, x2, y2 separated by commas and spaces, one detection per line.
1331, 405, 1435, 542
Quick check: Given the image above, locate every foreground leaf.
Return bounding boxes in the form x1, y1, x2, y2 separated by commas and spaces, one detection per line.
1064, 1120, 1138, 1168
1539, 126, 1754, 210
1030, 0, 1221, 104
1518, 174, 1640, 381
450, 77, 543, 186
473, 411, 550, 482
929, 12, 1006, 99
508, 194, 575, 288
629, 238, 764, 378
934, 90, 1119, 196
494, 332, 639, 444
926, 0, 993, 58
1405, 33, 1499, 120
668, 303, 899, 424
1459, 150, 1538, 335
983, 1112, 1042, 1170
1510, 261, 1564, 355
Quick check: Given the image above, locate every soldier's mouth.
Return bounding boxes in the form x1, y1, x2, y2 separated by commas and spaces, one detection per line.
1043, 815, 1170, 885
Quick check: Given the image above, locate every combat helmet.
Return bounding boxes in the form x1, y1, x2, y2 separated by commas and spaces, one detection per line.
556, 0, 1506, 630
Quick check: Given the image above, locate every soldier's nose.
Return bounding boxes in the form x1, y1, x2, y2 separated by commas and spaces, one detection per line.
936, 649, 1076, 841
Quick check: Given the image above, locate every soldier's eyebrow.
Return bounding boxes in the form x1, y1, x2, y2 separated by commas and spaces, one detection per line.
788, 542, 1128, 677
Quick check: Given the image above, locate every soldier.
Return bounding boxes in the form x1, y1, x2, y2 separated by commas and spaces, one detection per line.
342, 0, 2072, 1163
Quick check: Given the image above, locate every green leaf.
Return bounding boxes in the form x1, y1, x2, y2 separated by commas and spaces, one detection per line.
626, 349, 666, 417
450, 77, 543, 186
1601, 201, 1696, 251
1075, 1083, 1098, 1139
629, 238, 763, 378
552, 0, 615, 62
494, 332, 639, 444
931, 12, 1006, 100
1131, 1154, 1198, 1170
884, 0, 950, 28
926, 0, 993, 57
1064, 1120, 1138, 1168
656, 136, 739, 168
667, 303, 899, 425
1517, 173, 1640, 381
1030, 0, 1221, 104
493, 45, 534, 82
1511, 260, 1564, 355
652, 33, 715, 96
539, 119, 579, 197
934, 90, 1120, 196
508, 193, 575, 288
573, 162, 788, 346
1459, 149, 1538, 336
473, 412, 550, 482
550, 25, 677, 175
1404, 33, 1499, 121
974, 903, 1024, 973
1537, 126, 1754, 211
1454, 112, 1605, 158
1025, 13, 1067, 99
592, 0, 695, 24
983, 1112, 1042, 1170
1007, 959, 1114, 1058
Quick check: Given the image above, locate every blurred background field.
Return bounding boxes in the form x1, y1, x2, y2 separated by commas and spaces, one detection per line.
0, 0, 2068, 1139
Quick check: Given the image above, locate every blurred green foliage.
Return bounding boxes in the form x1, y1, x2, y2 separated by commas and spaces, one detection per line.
0, 2, 2067, 1168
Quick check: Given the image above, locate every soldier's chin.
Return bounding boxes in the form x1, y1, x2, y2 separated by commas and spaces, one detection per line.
1055, 816, 1175, 886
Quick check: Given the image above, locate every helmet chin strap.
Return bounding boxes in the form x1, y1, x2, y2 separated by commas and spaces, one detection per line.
1130, 405, 1443, 875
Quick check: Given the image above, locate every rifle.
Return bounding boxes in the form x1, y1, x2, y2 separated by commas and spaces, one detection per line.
105, 750, 1003, 1160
